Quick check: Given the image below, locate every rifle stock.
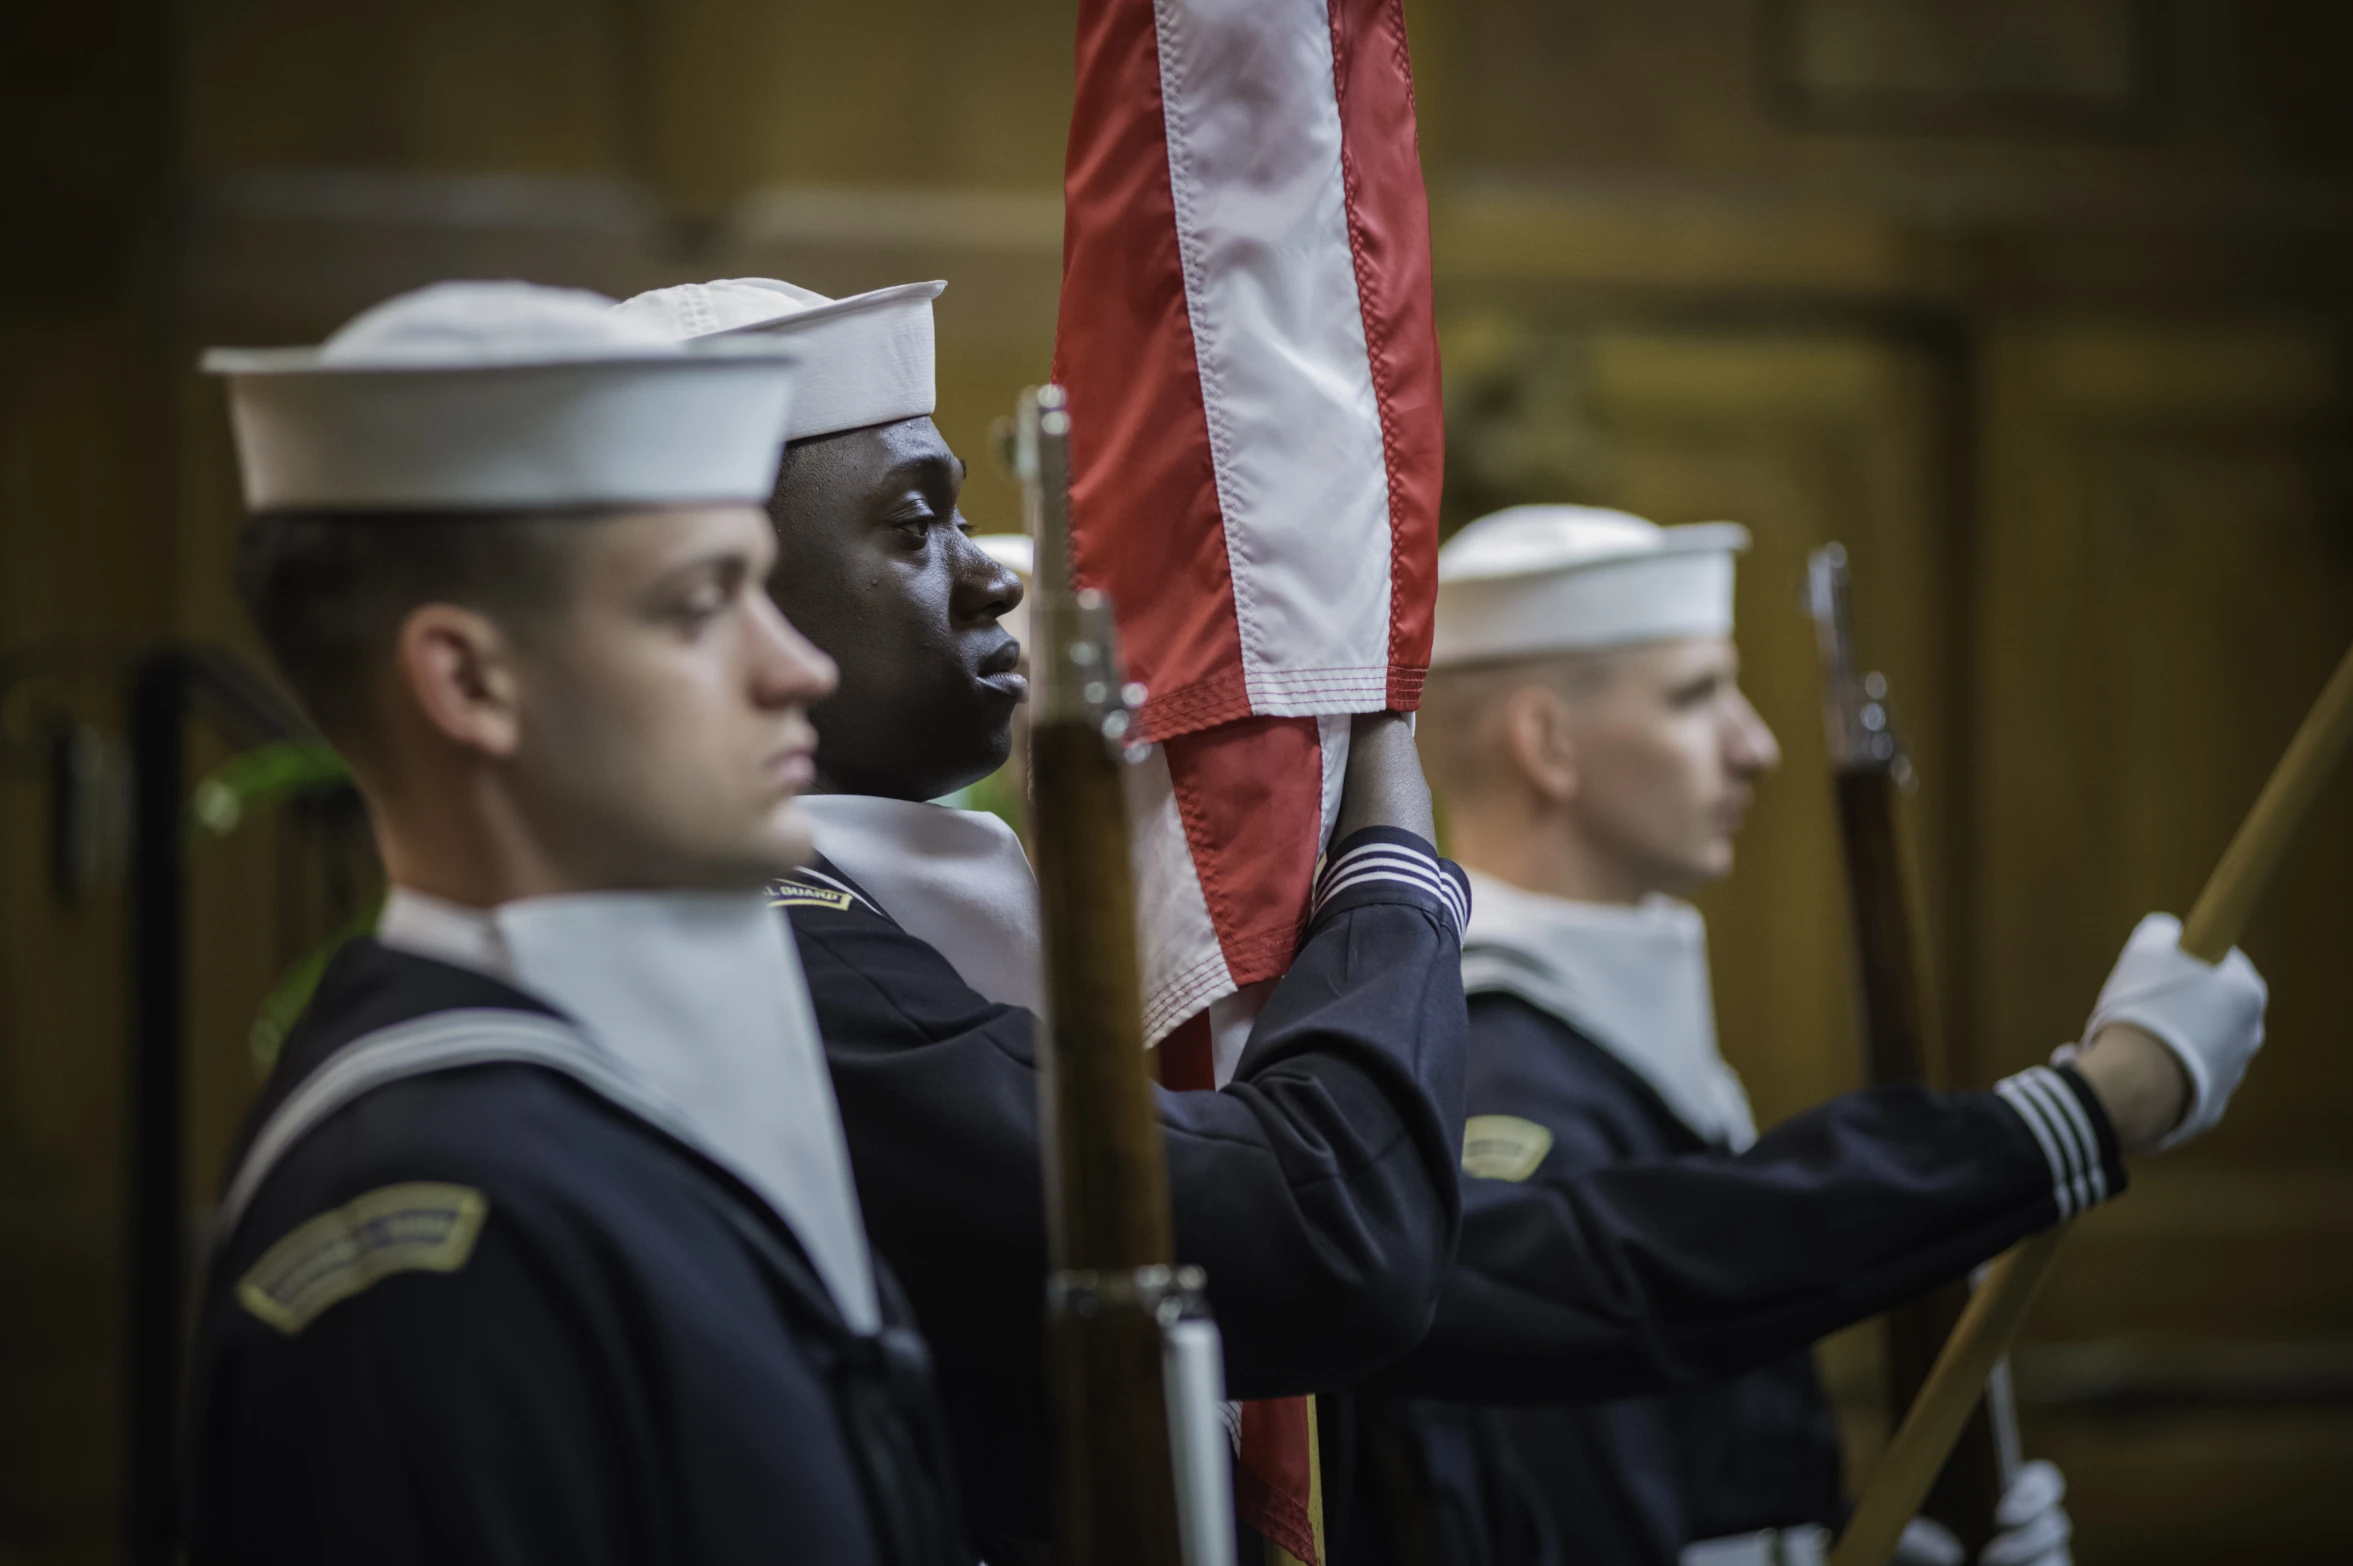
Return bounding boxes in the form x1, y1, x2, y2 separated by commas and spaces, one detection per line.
1017, 385, 1232, 1566
1807, 546, 2008, 1548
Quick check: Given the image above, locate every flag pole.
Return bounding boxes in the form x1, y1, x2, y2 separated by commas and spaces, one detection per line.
1830, 636, 2353, 1566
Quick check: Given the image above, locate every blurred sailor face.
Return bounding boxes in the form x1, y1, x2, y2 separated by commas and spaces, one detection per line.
765, 416, 1027, 801
1557, 636, 1780, 894
500, 504, 837, 886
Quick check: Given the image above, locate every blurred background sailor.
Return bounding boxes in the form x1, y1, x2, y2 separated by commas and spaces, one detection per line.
1402, 505, 2076, 1566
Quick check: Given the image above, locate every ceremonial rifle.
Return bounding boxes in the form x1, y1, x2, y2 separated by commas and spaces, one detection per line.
1807, 545, 2011, 1549
1016, 384, 1237, 1566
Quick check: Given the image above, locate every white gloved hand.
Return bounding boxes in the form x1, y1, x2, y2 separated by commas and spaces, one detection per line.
1886, 1461, 2074, 1566
2084, 913, 2267, 1151
1978, 1460, 2072, 1566
1892, 1518, 1964, 1566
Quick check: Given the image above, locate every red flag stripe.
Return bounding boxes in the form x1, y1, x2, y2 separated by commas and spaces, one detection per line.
1328, 0, 1444, 705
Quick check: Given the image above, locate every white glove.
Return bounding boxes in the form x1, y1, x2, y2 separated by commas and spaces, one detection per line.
1979, 1460, 2072, 1566
1888, 1461, 2074, 1566
2084, 912, 2267, 1151
1892, 1518, 1964, 1566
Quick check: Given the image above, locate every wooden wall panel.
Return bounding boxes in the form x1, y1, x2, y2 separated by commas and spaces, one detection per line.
1, 0, 179, 1553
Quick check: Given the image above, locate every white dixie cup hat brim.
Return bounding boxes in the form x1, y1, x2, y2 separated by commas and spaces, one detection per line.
1431, 504, 1752, 667
204, 280, 804, 513
610, 278, 945, 442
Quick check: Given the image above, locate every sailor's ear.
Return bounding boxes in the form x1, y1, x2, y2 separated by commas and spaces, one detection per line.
1498, 681, 1580, 806
393, 602, 525, 760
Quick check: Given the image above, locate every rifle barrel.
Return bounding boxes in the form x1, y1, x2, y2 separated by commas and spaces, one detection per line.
1018, 386, 1206, 1566
1809, 545, 2007, 1547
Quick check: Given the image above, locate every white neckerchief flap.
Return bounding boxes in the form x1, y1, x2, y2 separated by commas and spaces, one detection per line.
377, 886, 880, 1331
793, 794, 1042, 1014
1461, 870, 1757, 1152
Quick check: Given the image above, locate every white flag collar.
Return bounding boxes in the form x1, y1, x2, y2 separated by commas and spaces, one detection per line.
376, 885, 881, 1331
1461, 870, 1757, 1152
794, 794, 1043, 1014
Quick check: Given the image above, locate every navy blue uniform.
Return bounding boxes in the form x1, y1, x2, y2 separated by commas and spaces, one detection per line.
783, 825, 1473, 1548
1331, 993, 2125, 1566
184, 943, 968, 1566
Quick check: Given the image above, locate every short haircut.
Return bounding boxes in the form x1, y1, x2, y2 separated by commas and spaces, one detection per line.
232, 509, 585, 752
1419, 649, 1620, 806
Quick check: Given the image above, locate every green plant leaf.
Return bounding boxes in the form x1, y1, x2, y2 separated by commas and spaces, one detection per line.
191, 740, 353, 837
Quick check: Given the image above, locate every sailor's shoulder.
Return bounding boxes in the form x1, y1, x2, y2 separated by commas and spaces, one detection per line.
768, 858, 893, 924
1463, 997, 1686, 1158
214, 1057, 761, 1340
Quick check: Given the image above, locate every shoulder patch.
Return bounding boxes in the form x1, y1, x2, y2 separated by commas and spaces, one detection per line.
770, 881, 855, 913
237, 1182, 489, 1335
1462, 1115, 1555, 1183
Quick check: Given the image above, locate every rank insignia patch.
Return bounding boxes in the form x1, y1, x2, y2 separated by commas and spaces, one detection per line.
769, 881, 855, 913
1462, 1115, 1554, 1183
237, 1182, 488, 1335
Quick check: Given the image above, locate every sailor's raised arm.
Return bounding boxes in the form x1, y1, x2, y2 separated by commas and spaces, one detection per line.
1379, 913, 2267, 1405
795, 804, 1468, 1400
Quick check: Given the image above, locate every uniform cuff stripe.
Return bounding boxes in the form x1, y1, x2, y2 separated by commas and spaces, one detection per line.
1311, 840, 1469, 936
2027, 1066, 2109, 1211
1996, 1065, 2109, 1219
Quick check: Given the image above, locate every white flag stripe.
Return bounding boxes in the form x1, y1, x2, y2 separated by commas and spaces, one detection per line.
1123, 738, 1236, 1047
1154, 0, 1395, 710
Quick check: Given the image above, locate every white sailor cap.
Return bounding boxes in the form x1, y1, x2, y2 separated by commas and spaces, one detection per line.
611, 277, 945, 441
204, 281, 804, 513
1432, 505, 1750, 667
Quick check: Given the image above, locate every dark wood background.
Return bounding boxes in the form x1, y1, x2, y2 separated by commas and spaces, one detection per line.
4, 1, 2349, 1558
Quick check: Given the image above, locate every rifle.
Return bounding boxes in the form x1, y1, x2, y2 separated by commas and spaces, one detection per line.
1806, 545, 2012, 1549
1016, 384, 1236, 1566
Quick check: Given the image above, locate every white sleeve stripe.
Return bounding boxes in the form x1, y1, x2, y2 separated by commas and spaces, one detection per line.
1316, 864, 1451, 909
1995, 1077, 2076, 1219
1318, 845, 1443, 886
1311, 844, 1467, 933
1996, 1067, 2109, 1219
1315, 844, 1445, 896
1321, 850, 1466, 924
2017, 1067, 2110, 1209
1314, 864, 1462, 922
2019, 1067, 2104, 1213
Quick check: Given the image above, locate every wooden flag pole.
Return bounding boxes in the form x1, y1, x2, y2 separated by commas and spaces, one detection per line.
1831, 637, 2353, 1566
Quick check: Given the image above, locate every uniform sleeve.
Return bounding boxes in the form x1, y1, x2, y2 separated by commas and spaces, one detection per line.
802, 825, 1468, 1398
186, 1182, 634, 1566
1378, 1012, 2126, 1406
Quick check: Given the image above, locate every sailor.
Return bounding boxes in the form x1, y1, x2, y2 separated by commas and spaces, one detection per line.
1334, 506, 2273, 1566
184, 282, 968, 1565
614, 276, 1474, 1555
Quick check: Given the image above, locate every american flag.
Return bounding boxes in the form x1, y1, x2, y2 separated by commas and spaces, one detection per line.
1052, 0, 1443, 1557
